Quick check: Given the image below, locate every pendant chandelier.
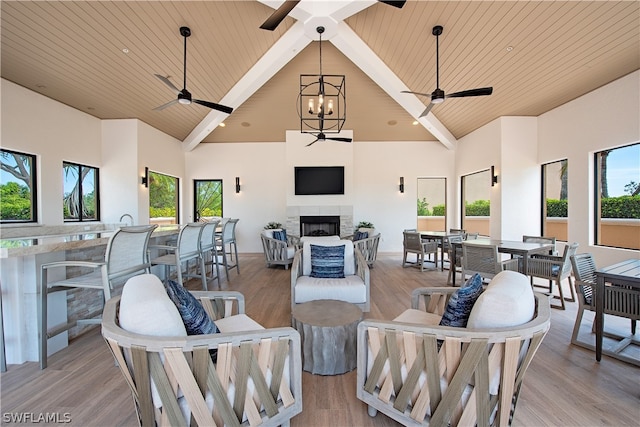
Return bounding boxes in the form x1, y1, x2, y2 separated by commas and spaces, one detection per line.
299, 26, 346, 136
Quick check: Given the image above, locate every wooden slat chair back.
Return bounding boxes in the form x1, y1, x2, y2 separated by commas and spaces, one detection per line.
102, 291, 303, 427
461, 243, 519, 282
356, 293, 551, 427
525, 243, 578, 310
570, 253, 639, 350
354, 233, 381, 267
39, 224, 157, 369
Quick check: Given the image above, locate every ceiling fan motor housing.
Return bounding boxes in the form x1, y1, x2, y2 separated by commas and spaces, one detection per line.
432, 88, 445, 103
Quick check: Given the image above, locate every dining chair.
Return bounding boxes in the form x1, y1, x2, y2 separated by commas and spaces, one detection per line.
525, 242, 578, 310
523, 235, 557, 255
150, 222, 207, 290
216, 218, 240, 277
39, 224, 157, 369
570, 253, 639, 349
402, 231, 438, 272
199, 219, 224, 285
461, 242, 519, 283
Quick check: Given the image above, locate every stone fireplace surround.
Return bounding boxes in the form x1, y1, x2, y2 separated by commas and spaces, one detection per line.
286, 205, 353, 238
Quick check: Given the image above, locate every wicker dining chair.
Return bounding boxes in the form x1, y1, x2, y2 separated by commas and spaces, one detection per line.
403, 231, 439, 271
525, 243, 578, 310
461, 242, 519, 282
570, 253, 639, 353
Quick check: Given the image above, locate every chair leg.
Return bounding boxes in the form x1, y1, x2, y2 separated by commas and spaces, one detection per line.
571, 305, 586, 345
233, 241, 240, 274
39, 269, 48, 369
565, 277, 576, 302
551, 279, 566, 310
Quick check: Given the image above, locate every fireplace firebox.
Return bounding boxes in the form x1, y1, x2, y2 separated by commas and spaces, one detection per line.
300, 216, 340, 237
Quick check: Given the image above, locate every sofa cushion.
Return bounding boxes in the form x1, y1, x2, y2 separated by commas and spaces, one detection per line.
310, 244, 345, 278
439, 273, 483, 327
467, 270, 535, 329
302, 239, 354, 276
215, 314, 265, 333
393, 309, 442, 325
165, 280, 218, 335
294, 275, 366, 304
119, 274, 187, 337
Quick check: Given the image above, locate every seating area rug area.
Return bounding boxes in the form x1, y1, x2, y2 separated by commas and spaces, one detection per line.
1, 254, 638, 426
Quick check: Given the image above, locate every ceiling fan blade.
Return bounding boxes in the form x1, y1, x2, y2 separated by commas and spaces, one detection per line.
401, 90, 433, 97
418, 102, 435, 118
447, 87, 493, 98
260, 0, 300, 31
306, 137, 320, 147
153, 99, 179, 111
377, 0, 406, 8
154, 74, 181, 95
193, 99, 234, 114
326, 137, 353, 143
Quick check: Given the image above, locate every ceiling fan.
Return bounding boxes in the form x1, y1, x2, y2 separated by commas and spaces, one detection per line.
306, 131, 352, 147
153, 27, 233, 114
260, 0, 406, 31
402, 25, 493, 118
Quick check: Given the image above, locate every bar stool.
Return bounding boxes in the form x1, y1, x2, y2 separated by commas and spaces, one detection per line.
199, 220, 224, 285
39, 225, 157, 369
151, 222, 207, 289
216, 218, 240, 277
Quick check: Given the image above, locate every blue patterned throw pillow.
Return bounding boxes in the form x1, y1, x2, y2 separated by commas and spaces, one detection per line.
354, 231, 369, 241
310, 244, 345, 278
439, 273, 483, 327
165, 280, 218, 335
273, 230, 287, 242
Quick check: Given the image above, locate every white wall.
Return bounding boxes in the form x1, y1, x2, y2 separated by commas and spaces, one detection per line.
1, 79, 102, 225
538, 70, 640, 266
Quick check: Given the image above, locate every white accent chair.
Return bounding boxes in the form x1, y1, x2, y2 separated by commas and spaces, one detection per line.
102, 274, 302, 427
291, 239, 370, 312
260, 229, 299, 270
357, 271, 551, 426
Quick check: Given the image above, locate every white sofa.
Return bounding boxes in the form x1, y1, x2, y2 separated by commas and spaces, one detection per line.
290, 239, 370, 312
102, 274, 303, 427
356, 271, 551, 426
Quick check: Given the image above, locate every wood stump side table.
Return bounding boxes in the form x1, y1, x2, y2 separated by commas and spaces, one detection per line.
291, 300, 363, 375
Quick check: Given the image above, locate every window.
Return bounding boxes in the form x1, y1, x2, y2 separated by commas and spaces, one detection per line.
194, 180, 223, 221
417, 178, 446, 231
541, 159, 568, 241
594, 143, 640, 250
149, 171, 179, 225
63, 161, 99, 221
461, 170, 490, 236
1, 149, 38, 223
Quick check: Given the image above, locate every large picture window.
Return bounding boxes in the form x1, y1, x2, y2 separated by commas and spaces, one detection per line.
461, 170, 490, 236
194, 179, 223, 221
541, 159, 568, 241
417, 178, 446, 231
63, 161, 99, 222
594, 143, 640, 250
1, 149, 38, 223
149, 170, 179, 225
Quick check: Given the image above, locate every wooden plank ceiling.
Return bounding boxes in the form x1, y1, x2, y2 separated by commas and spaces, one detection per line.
1, 1, 638, 148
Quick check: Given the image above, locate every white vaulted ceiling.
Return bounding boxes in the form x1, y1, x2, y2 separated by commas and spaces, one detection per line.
1, 1, 638, 150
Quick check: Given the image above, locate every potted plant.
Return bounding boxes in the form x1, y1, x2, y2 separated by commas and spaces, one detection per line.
356, 221, 374, 230
264, 221, 282, 230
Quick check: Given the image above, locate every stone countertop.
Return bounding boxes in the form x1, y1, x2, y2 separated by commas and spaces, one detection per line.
0, 225, 180, 258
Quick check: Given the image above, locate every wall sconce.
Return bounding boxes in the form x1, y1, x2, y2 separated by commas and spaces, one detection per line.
491, 165, 498, 186
141, 166, 149, 187
399, 177, 405, 193
235, 177, 241, 193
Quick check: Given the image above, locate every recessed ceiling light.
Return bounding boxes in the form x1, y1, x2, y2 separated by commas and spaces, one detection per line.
241, 122, 251, 127
506, 46, 513, 52
218, 122, 226, 127
412, 120, 419, 126
122, 48, 130, 54
387, 120, 397, 126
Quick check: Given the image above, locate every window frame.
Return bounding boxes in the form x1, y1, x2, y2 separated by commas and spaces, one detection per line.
63, 161, 100, 222
193, 179, 223, 221
0, 148, 38, 224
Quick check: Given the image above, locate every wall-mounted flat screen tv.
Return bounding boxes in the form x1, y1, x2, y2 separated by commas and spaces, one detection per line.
294, 166, 345, 195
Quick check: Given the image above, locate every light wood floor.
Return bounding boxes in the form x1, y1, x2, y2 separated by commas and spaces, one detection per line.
1, 254, 639, 426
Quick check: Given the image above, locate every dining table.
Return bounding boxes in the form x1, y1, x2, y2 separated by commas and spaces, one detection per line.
594, 258, 640, 362
418, 231, 463, 271
450, 239, 555, 286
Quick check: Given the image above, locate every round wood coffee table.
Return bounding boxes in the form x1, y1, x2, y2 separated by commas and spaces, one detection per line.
291, 300, 363, 375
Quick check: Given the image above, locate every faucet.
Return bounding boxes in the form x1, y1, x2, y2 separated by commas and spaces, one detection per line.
119, 213, 134, 226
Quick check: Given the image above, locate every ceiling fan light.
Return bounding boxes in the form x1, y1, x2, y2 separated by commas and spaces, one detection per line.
178, 98, 191, 105
432, 97, 444, 104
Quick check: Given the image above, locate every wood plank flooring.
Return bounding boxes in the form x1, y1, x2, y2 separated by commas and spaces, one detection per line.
1, 253, 639, 426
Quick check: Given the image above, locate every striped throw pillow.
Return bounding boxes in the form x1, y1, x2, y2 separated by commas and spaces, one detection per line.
310, 244, 345, 278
